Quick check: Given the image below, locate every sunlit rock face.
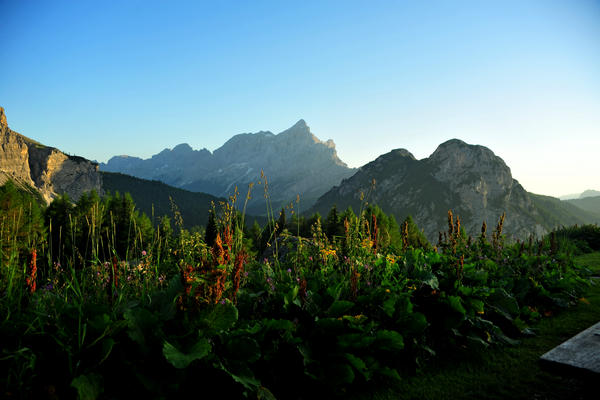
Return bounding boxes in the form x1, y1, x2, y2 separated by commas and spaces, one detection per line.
101, 119, 356, 214
310, 139, 546, 241
0, 107, 103, 203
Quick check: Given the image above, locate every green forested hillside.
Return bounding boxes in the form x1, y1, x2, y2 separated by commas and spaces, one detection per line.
101, 172, 223, 229
565, 196, 600, 222
529, 193, 600, 227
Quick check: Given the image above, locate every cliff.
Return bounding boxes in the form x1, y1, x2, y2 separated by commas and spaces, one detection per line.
0, 107, 103, 203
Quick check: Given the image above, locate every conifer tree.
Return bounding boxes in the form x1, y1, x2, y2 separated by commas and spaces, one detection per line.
205, 209, 218, 246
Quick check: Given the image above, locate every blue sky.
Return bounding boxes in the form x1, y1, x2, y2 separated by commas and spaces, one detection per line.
1, 0, 599, 197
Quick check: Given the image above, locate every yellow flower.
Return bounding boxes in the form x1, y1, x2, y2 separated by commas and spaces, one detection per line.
385, 288, 390, 293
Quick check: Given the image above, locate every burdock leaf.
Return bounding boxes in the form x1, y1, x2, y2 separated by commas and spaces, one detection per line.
71, 373, 103, 400
163, 338, 211, 369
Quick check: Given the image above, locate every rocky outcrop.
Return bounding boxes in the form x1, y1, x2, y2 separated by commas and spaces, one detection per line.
0, 107, 103, 203
101, 119, 355, 214
310, 139, 547, 241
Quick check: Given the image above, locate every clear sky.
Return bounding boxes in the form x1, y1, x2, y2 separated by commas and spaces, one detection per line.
1, 0, 599, 197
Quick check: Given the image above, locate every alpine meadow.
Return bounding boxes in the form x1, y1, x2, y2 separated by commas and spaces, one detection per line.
2, 1, 600, 399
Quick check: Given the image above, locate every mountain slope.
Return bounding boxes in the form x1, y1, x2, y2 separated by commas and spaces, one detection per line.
580, 190, 600, 199
529, 194, 600, 227
0, 107, 231, 229
564, 196, 600, 222
101, 120, 356, 214
102, 172, 226, 229
310, 140, 551, 241
0, 107, 103, 203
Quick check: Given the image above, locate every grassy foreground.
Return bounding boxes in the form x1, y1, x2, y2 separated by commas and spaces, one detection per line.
368, 252, 600, 400
2, 180, 599, 399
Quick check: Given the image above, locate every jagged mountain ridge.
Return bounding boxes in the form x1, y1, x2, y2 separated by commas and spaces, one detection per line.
101, 120, 356, 214
0, 107, 103, 203
309, 139, 572, 241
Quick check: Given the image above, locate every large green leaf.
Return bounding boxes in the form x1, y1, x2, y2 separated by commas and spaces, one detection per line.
226, 336, 261, 363
327, 300, 355, 317
338, 333, 376, 350
382, 297, 396, 318
202, 301, 238, 332
325, 362, 355, 385
123, 308, 159, 347
257, 386, 277, 400
345, 353, 371, 380
415, 270, 439, 290
219, 363, 261, 391
488, 288, 519, 320
375, 330, 404, 352
71, 374, 103, 400
315, 317, 344, 332
163, 338, 211, 369
448, 295, 466, 316
402, 312, 428, 335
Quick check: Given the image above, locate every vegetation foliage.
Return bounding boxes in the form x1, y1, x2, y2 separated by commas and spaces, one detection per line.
0, 179, 597, 399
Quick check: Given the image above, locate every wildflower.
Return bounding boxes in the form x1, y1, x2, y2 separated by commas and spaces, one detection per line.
220, 299, 226, 305
287, 268, 292, 273
299, 278, 308, 302
110, 256, 119, 288
385, 288, 390, 293
212, 234, 225, 266
231, 251, 247, 303
142, 250, 147, 256
26, 249, 37, 294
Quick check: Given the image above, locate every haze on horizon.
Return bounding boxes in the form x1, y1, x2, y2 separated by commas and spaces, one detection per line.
1, 0, 599, 198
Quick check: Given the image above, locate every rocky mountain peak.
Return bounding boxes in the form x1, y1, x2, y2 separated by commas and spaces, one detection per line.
278, 119, 315, 141
428, 139, 509, 180
0, 107, 7, 128
172, 143, 193, 153
390, 148, 416, 160
292, 119, 308, 129
311, 138, 545, 241
102, 119, 356, 213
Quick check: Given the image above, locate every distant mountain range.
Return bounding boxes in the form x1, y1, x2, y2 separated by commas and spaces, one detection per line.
1, 106, 598, 239
559, 189, 600, 200
100, 120, 355, 215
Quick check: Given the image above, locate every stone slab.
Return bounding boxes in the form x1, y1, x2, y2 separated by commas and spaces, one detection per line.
540, 321, 600, 376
